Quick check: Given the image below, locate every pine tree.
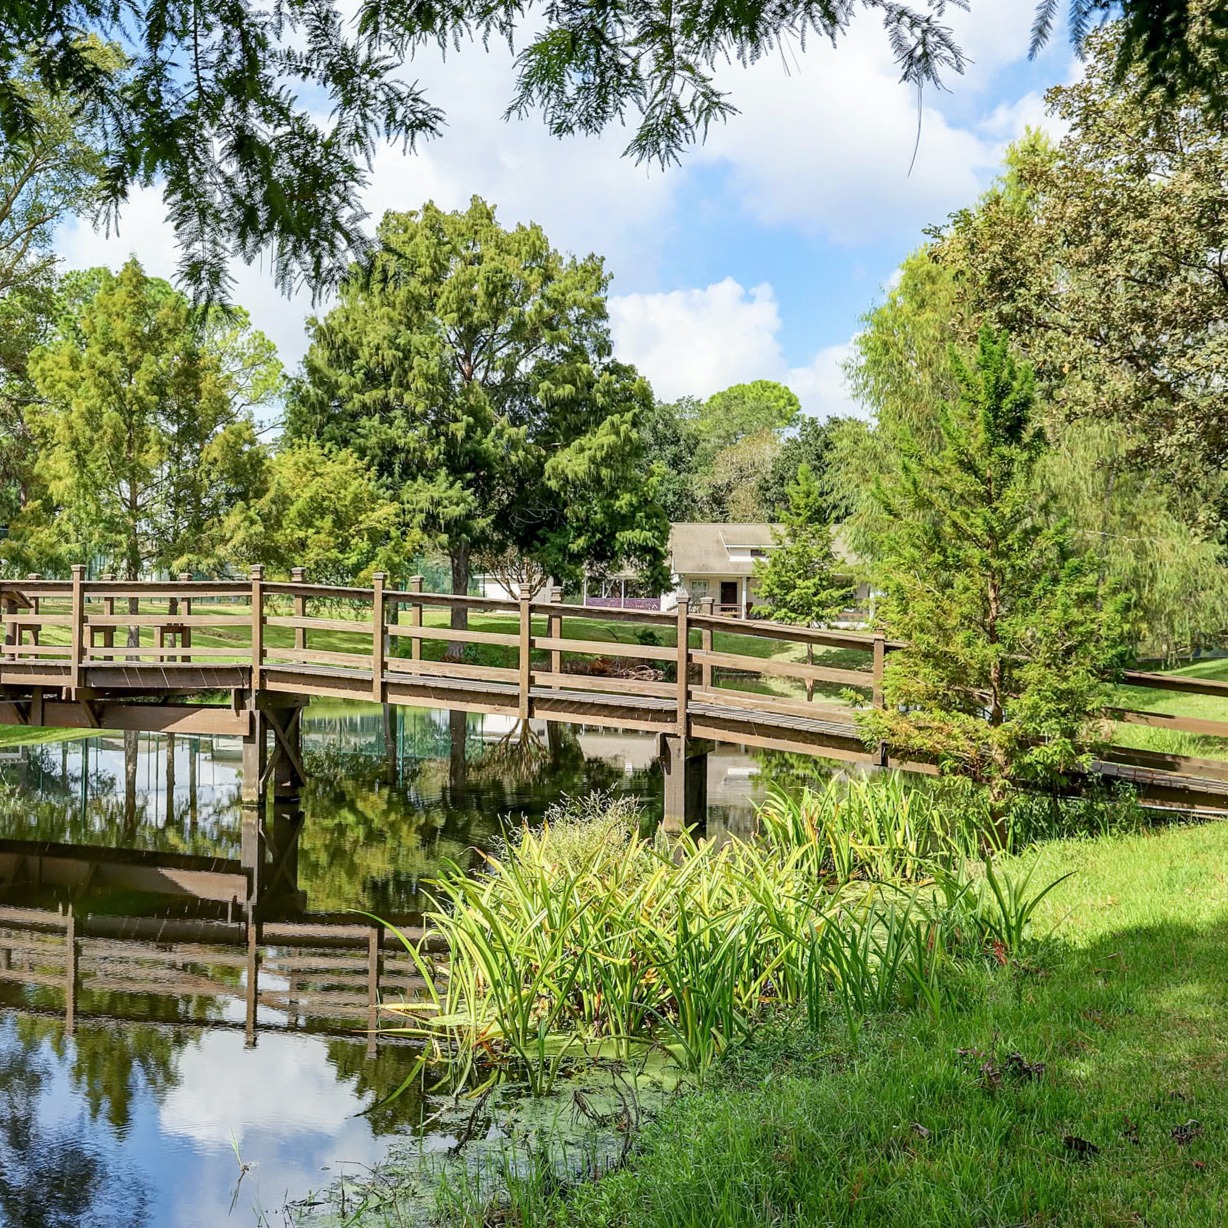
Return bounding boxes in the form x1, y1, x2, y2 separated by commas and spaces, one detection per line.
862, 329, 1132, 803
754, 464, 852, 626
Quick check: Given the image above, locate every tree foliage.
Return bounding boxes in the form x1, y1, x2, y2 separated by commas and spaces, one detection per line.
754, 463, 852, 625
861, 330, 1131, 795
219, 440, 409, 584
17, 259, 275, 577
290, 197, 669, 621
6, 3, 1205, 299
758, 415, 852, 522
839, 37, 1228, 657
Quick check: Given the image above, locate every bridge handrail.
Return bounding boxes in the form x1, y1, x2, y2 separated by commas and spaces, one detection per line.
1, 569, 1226, 761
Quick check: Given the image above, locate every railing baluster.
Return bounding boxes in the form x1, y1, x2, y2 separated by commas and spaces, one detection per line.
70, 565, 85, 691
698, 597, 713, 693
178, 572, 193, 661
548, 585, 563, 687
675, 596, 690, 737
250, 565, 264, 688
872, 634, 886, 709
290, 567, 307, 653
101, 574, 115, 659
371, 572, 386, 702
518, 592, 532, 719
25, 575, 40, 647
407, 575, 423, 663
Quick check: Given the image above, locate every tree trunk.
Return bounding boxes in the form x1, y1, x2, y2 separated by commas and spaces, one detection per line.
123, 730, 139, 839
447, 542, 470, 660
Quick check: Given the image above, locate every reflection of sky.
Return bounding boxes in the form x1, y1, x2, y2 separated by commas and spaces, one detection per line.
0, 704, 768, 1224
0, 1016, 398, 1227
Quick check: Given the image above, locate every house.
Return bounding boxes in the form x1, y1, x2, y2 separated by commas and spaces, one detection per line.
581, 523, 866, 619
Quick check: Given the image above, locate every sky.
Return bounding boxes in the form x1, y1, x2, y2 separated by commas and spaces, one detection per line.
53, 0, 1075, 422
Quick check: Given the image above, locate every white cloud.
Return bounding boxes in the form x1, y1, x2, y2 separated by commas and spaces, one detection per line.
609, 278, 783, 402
609, 277, 860, 418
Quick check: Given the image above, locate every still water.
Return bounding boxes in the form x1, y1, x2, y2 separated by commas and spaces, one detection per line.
0, 704, 769, 1226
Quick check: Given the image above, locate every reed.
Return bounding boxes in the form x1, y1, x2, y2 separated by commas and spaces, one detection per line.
383, 784, 1064, 1087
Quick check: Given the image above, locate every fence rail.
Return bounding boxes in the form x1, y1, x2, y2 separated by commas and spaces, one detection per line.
1, 569, 1226, 798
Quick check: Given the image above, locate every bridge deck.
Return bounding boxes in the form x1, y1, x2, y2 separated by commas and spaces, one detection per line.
0, 571, 1223, 811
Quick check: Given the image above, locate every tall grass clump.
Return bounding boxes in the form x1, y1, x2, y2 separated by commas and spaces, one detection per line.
385, 783, 1066, 1089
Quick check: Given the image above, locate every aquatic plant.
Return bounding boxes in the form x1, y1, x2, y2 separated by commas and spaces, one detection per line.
383, 785, 1067, 1088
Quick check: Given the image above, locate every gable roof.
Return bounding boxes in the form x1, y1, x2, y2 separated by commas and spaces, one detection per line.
668, 522, 859, 577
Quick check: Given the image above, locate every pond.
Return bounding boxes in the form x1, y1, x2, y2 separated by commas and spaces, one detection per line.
0, 703, 771, 1226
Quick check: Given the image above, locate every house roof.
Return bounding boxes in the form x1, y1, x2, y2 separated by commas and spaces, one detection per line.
668, 522, 858, 577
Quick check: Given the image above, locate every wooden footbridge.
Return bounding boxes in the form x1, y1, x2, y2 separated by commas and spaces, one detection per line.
1, 567, 1226, 823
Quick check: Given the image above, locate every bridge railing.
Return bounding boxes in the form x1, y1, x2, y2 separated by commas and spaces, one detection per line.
2, 569, 1226, 778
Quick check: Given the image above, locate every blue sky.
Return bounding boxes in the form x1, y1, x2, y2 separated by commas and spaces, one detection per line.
54, 0, 1075, 419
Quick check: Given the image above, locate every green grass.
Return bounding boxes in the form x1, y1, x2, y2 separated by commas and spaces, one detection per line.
433, 817, 1228, 1228
1107, 655, 1228, 760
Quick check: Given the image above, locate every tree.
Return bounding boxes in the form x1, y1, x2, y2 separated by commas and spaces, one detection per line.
753, 463, 852, 625
696, 429, 780, 521
0, 6, 1208, 298
861, 329, 1131, 805
694, 379, 799, 471
219, 441, 409, 584
640, 397, 702, 522
0, 48, 115, 529
839, 103, 1228, 657
290, 197, 669, 634
758, 415, 853, 522
19, 259, 275, 579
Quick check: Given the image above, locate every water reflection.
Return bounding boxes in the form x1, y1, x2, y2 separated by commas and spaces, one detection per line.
0, 704, 768, 1225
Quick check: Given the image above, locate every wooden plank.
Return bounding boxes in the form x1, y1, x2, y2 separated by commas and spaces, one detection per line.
530, 601, 676, 627
264, 645, 368, 669
385, 589, 519, 613
264, 615, 373, 635
1101, 743, 1228, 783
691, 685, 854, 723
83, 582, 249, 598
1120, 670, 1228, 697
82, 646, 242, 660
688, 612, 904, 651
385, 623, 520, 648
0, 614, 72, 627
83, 613, 237, 628
385, 657, 521, 684
531, 635, 676, 663
1108, 709, 1228, 739
0, 702, 252, 736
531, 670, 675, 699
691, 648, 873, 688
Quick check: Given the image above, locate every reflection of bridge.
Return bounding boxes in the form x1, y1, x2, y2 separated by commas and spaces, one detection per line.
0, 569, 1226, 825
0, 831, 431, 1047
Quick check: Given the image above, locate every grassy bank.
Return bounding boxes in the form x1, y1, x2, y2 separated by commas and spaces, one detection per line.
431, 816, 1228, 1228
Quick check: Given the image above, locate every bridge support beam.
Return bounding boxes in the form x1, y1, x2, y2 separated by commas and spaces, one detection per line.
660, 735, 714, 832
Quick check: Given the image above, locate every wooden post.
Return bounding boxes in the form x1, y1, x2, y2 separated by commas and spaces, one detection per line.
806, 642, 815, 703
371, 572, 386, 702
290, 567, 307, 652
518, 592, 532, 720
872, 634, 886, 709
407, 575, 423, 662
250, 565, 264, 689
178, 572, 193, 660
102, 574, 115, 657
26, 575, 40, 646
698, 597, 713, 693
245, 914, 260, 1048
675, 595, 690, 737
69, 564, 85, 691
873, 633, 888, 768
548, 585, 563, 686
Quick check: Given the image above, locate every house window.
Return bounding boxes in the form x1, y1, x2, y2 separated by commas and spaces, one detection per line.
689, 579, 709, 598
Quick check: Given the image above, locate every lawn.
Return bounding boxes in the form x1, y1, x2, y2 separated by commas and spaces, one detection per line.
443, 816, 1228, 1228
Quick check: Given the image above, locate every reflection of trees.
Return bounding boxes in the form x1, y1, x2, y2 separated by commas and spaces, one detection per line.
0, 737, 240, 859
0, 1019, 151, 1226
324, 1038, 433, 1137
753, 747, 838, 796
13, 1010, 201, 1135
